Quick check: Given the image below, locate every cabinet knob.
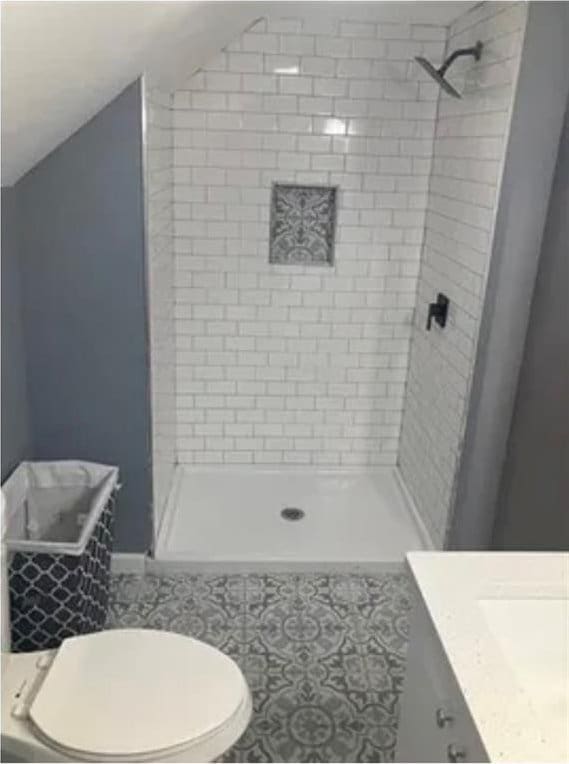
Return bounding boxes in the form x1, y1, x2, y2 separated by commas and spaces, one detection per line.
436, 708, 454, 728
447, 743, 467, 762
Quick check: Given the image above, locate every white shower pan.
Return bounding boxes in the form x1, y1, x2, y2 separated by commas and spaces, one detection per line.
153, 467, 431, 571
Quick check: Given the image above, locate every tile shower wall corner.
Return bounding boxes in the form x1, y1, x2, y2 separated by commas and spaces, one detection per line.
398, 2, 528, 546
172, 17, 446, 466
145, 83, 176, 533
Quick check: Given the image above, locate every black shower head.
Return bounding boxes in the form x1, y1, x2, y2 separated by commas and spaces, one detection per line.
415, 41, 483, 99
415, 56, 462, 98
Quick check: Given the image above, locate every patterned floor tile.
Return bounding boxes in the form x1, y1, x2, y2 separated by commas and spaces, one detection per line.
107, 572, 413, 763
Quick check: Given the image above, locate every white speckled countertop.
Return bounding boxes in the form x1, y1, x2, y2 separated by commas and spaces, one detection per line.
406, 552, 569, 763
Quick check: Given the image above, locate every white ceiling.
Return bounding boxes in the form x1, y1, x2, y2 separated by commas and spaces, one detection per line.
1, 1, 475, 186
269, 2, 477, 25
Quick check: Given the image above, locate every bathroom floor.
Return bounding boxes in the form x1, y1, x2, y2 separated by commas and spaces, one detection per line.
108, 571, 413, 762
156, 467, 427, 564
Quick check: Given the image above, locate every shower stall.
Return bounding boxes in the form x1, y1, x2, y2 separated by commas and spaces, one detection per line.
143, 2, 529, 567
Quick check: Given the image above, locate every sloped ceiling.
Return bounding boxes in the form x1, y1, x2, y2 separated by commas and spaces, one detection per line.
1, 1, 266, 185
1, 1, 475, 186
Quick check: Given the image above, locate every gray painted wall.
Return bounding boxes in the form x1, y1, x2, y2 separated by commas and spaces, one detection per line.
14, 80, 152, 553
1, 187, 32, 479
493, 101, 569, 550
447, 3, 569, 550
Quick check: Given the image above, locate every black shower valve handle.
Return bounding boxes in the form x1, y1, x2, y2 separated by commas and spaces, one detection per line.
426, 293, 450, 331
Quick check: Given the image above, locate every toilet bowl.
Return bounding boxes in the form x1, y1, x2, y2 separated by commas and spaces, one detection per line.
1, 628, 252, 762
0, 491, 252, 762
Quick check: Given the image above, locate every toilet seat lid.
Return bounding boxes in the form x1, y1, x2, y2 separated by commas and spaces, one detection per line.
29, 628, 249, 760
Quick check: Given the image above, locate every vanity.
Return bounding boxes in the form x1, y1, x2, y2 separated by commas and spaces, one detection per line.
396, 553, 568, 763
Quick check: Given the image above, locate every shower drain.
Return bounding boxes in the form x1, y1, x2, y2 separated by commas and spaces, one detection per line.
281, 507, 305, 522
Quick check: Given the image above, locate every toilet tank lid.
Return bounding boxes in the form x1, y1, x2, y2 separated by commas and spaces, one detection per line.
29, 628, 249, 760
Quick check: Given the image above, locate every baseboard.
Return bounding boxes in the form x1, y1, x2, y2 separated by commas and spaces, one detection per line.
394, 467, 436, 551
145, 558, 405, 576
174, 463, 398, 476
111, 553, 146, 574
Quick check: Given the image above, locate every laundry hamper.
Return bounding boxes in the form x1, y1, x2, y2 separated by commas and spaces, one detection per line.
2, 461, 119, 652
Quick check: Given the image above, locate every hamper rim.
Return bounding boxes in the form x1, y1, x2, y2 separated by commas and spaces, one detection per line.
3, 461, 119, 556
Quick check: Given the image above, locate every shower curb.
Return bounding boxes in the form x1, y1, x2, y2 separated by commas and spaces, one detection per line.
145, 558, 407, 576
393, 468, 436, 551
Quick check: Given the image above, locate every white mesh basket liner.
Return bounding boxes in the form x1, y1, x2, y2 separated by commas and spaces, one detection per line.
2, 461, 119, 556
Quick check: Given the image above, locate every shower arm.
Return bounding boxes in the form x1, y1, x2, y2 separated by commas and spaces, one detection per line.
438, 41, 483, 78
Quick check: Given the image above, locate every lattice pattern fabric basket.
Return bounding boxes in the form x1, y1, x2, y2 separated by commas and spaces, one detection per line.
3, 461, 118, 652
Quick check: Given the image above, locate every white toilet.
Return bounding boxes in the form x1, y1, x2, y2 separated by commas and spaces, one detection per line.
1, 629, 252, 762
1, 497, 252, 763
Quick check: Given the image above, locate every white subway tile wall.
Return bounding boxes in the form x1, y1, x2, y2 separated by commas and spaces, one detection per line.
398, 3, 527, 546
172, 16, 446, 467
145, 84, 176, 529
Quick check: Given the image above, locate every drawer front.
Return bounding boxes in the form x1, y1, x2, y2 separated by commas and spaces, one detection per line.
395, 596, 488, 763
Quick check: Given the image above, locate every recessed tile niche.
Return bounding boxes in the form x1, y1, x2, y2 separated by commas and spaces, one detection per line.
269, 184, 337, 266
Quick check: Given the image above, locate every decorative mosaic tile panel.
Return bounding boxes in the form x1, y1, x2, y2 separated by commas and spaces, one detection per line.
269, 184, 337, 266
108, 571, 414, 762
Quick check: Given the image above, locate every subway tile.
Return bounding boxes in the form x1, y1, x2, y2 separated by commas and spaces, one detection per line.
376, 23, 412, 40
277, 152, 310, 170
264, 54, 301, 74
352, 39, 386, 58
297, 135, 332, 153
263, 94, 298, 113
153, 7, 525, 473
278, 114, 313, 133
242, 74, 278, 93
399, 2, 527, 547
240, 33, 279, 53
300, 57, 336, 77
298, 96, 333, 115
227, 52, 264, 72
205, 72, 241, 91
279, 75, 313, 95
313, 77, 348, 97
315, 36, 352, 58
339, 21, 374, 37
337, 59, 372, 78
267, 18, 302, 35
280, 34, 315, 56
